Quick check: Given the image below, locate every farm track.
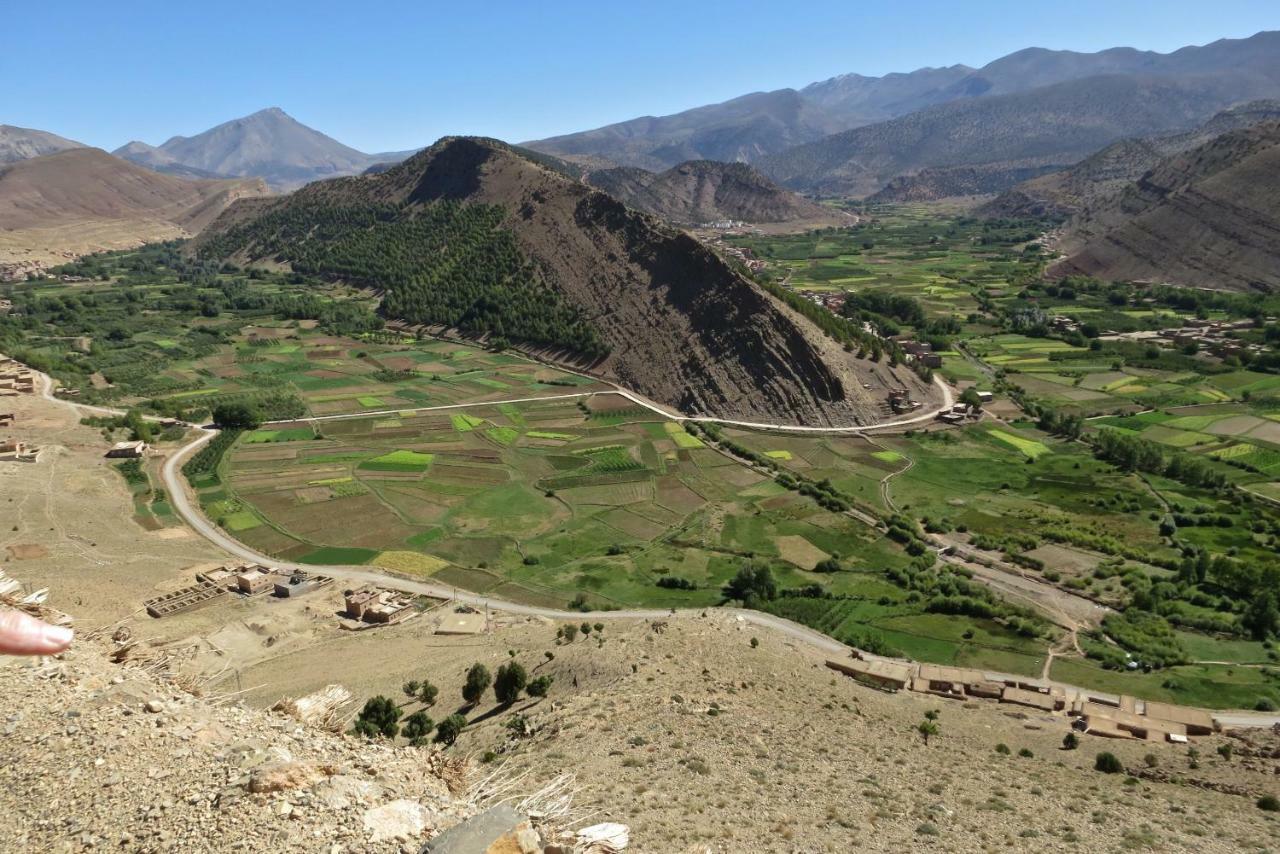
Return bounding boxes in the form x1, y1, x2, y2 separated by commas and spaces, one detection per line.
33, 371, 1280, 727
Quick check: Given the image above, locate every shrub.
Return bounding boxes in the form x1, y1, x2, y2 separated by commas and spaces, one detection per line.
526, 675, 553, 698
462, 663, 491, 706
418, 681, 439, 706
1095, 752, 1124, 774
351, 696, 401, 739
493, 661, 528, 705
1257, 795, 1280, 812
995, 743, 1011, 755
402, 711, 434, 745
1062, 733, 1079, 750
1018, 748, 1033, 758
435, 713, 467, 746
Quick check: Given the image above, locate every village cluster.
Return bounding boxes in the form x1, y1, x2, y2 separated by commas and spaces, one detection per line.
142, 559, 490, 635
143, 562, 335, 618
829, 656, 1216, 743
0, 353, 37, 462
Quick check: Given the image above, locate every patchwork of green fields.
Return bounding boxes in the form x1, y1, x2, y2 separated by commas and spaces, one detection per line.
1095, 405, 1280, 499
216, 399, 914, 607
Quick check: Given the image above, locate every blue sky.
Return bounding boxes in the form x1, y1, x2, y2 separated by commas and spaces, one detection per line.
5, 1, 1278, 152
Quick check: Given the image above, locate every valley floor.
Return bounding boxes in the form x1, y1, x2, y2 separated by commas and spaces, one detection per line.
2, 378, 1279, 851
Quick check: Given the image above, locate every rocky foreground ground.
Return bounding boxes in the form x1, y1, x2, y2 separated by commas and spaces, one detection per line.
0, 630, 624, 853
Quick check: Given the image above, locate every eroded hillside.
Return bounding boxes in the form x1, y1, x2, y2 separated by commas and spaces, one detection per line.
1052, 122, 1280, 292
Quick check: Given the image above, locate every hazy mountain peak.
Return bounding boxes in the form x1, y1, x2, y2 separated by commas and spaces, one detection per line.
0, 124, 86, 165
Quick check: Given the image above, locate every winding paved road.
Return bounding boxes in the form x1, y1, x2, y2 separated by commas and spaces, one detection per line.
32, 370, 1280, 728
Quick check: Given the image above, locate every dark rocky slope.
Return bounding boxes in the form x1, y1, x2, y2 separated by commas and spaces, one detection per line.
1051, 122, 1280, 292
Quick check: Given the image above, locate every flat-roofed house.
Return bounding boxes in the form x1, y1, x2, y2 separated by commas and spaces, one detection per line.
1142, 702, 1215, 736
235, 567, 278, 595
1000, 686, 1057, 712
826, 658, 911, 692
916, 664, 990, 699
1081, 702, 1187, 741
106, 440, 148, 458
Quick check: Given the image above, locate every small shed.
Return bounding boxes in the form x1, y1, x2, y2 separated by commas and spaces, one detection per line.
106, 440, 148, 459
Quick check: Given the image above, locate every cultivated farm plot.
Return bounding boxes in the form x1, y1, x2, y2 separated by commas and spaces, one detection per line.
215, 399, 942, 616
139, 327, 613, 419
1096, 404, 1280, 480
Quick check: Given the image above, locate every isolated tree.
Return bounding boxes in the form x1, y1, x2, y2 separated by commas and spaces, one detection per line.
1062, 732, 1079, 750
418, 680, 439, 706
723, 561, 778, 604
125, 409, 153, 443
462, 663, 491, 706
561, 624, 579, 643
211, 402, 261, 430
494, 661, 528, 706
959, 387, 983, 409
593, 623, 604, 633
917, 720, 939, 746
1243, 591, 1279, 641
435, 713, 468, 746
402, 680, 420, 698
580, 622, 592, 637
403, 711, 434, 746
526, 675, 554, 698
351, 696, 401, 739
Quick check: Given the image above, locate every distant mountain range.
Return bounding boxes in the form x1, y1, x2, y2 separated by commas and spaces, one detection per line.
527, 31, 1280, 198
0, 124, 86, 164
583, 161, 832, 225
112, 108, 419, 191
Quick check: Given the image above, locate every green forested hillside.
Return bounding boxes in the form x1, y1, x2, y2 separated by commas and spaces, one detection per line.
198, 198, 607, 357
